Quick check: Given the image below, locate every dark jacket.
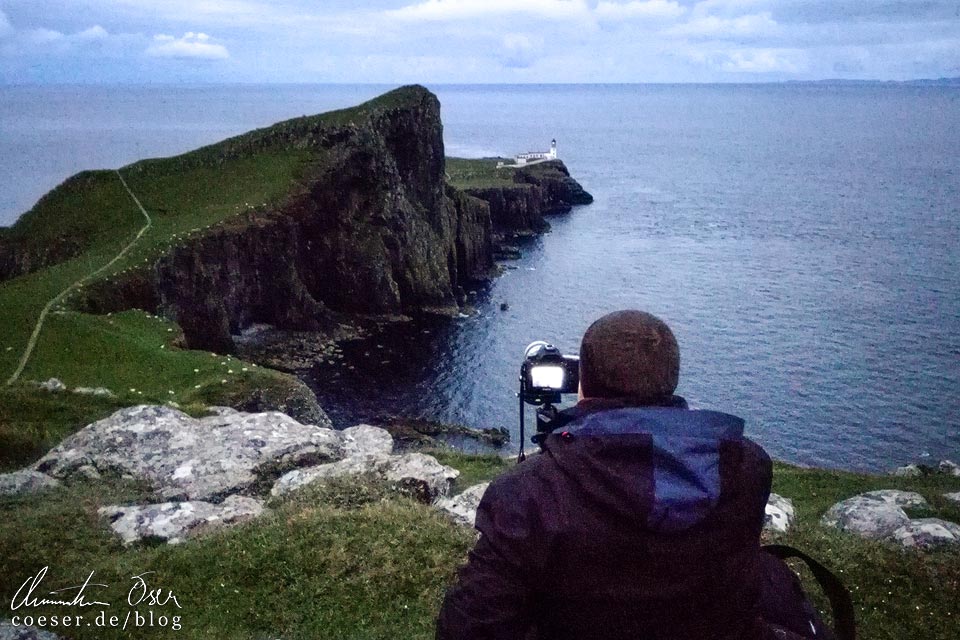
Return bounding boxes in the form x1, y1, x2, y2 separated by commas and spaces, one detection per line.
436, 398, 775, 640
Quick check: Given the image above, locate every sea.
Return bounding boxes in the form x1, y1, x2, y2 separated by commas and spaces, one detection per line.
1, 83, 958, 472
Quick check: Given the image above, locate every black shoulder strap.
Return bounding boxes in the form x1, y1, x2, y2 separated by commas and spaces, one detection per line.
763, 544, 856, 640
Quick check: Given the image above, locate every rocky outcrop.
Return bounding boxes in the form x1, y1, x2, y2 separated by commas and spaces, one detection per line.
270, 452, 459, 503
822, 490, 960, 549
142, 86, 495, 353
463, 161, 593, 235
1, 405, 461, 544
890, 518, 960, 549
99, 495, 265, 545
32, 405, 338, 502
0, 469, 60, 496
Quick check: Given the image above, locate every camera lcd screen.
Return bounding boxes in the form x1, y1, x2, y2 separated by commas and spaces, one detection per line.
530, 365, 565, 390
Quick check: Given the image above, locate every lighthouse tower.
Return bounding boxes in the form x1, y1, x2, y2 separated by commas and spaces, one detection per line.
549, 139, 558, 159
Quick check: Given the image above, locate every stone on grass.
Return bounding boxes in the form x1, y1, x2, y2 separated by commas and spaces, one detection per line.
436, 482, 489, 526
271, 452, 458, 503
944, 492, 960, 506
33, 405, 341, 502
73, 386, 116, 398
0, 470, 60, 496
890, 518, 960, 549
99, 495, 265, 545
271, 455, 388, 497
764, 493, 796, 533
861, 489, 929, 509
891, 464, 921, 477
384, 453, 459, 502
821, 494, 910, 539
38, 378, 66, 392
940, 460, 960, 476
340, 424, 394, 457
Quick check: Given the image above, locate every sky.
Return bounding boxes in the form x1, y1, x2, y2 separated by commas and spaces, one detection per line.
0, 1, 958, 84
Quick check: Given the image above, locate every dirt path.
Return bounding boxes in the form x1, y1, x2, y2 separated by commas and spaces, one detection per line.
4, 170, 152, 386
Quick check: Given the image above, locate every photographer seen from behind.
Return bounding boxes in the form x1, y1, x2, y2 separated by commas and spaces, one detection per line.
437, 310, 853, 640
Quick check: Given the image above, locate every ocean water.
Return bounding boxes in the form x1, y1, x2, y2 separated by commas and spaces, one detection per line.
2, 84, 958, 471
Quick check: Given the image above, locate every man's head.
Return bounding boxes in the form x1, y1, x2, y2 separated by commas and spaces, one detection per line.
579, 310, 680, 402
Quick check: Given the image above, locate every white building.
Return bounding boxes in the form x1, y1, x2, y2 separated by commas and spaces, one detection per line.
513, 139, 557, 165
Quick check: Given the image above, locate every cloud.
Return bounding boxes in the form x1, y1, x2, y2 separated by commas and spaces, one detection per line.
387, 0, 590, 22
714, 48, 806, 73
501, 33, 543, 68
595, 1, 686, 22
0, 9, 12, 38
146, 32, 230, 60
668, 12, 779, 38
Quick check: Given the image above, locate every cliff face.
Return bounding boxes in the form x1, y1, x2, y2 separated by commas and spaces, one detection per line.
144, 86, 493, 352
463, 160, 593, 235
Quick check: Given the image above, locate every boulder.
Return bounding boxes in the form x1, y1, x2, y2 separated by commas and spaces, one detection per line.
73, 386, 116, 398
384, 453, 459, 502
890, 518, 960, 549
271, 452, 458, 503
38, 378, 66, 392
861, 489, 929, 509
891, 464, 921, 477
271, 455, 387, 496
99, 495, 265, 545
0, 469, 60, 496
944, 492, 960, 506
821, 494, 910, 539
940, 460, 960, 476
764, 493, 796, 533
341, 424, 394, 457
0, 620, 62, 640
33, 405, 341, 502
436, 482, 489, 526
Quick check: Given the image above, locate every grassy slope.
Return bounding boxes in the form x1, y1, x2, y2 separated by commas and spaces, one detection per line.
445, 157, 521, 189
1, 457, 957, 639
0, 86, 438, 469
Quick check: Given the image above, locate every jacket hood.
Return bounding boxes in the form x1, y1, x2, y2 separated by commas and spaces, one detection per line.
546, 404, 746, 533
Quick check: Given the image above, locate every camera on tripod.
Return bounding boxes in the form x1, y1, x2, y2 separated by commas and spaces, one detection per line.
517, 341, 579, 461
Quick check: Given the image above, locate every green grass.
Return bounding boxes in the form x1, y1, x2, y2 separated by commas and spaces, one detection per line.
1, 458, 957, 639
768, 462, 960, 639
0, 309, 314, 471
445, 157, 520, 189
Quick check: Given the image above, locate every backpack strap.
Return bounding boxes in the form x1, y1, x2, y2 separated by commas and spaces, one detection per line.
763, 544, 856, 640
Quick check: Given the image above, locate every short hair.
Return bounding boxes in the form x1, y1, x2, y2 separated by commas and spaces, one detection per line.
579, 310, 680, 401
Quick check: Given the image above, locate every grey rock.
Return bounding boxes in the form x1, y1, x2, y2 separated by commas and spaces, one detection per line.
34, 405, 341, 502
38, 378, 66, 392
99, 495, 265, 545
764, 493, 796, 533
0, 620, 62, 639
890, 518, 960, 549
944, 492, 960, 506
383, 453, 459, 502
436, 482, 489, 526
73, 386, 116, 398
341, 424, 394, 458
271, 452, 459, 503
861, 489, 929, 509
271, 455, 388, 497
821, 494, 911, 539
939, 460, 960, 476
891, 464, 921, 477
0, 469, 60, 496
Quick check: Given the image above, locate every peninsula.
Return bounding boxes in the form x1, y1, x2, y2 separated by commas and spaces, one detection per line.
0, 85, 592, 466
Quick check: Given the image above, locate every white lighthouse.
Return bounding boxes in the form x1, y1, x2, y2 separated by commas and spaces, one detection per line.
512, 139, 559, 165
